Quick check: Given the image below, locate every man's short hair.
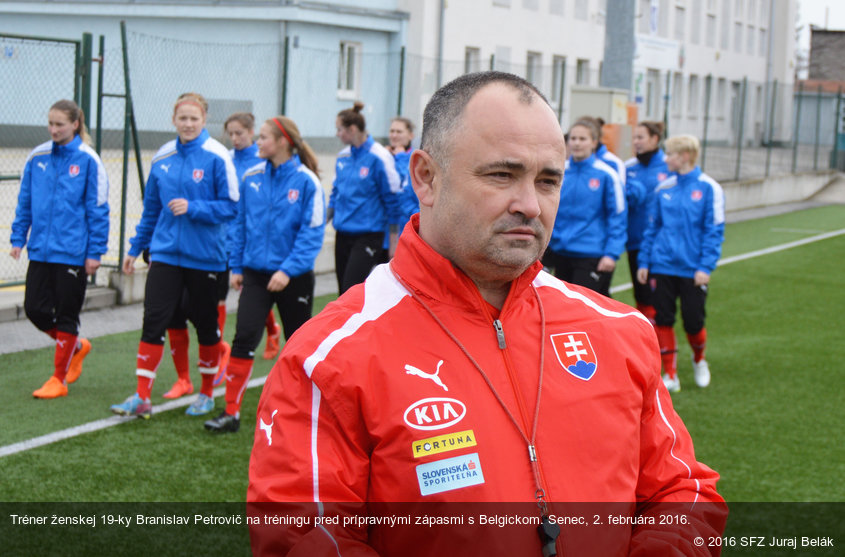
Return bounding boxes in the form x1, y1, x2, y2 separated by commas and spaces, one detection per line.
421, 71, 550, 167
664, 135, 701, 164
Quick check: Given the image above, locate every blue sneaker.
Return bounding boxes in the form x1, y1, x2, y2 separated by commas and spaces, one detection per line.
110, 393, 152, 419
185, 393, 215, 416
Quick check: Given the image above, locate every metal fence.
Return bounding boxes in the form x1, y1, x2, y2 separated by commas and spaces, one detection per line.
2, 28, 843, 286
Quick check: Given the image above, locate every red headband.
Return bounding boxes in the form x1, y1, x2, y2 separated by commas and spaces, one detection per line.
174, 99, 206, 114
272, 118, 294, 145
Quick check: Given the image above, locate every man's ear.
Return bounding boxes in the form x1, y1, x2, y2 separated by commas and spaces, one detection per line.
410, 150, 438, 208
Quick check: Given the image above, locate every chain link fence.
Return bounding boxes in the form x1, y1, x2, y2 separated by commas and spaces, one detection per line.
1, 34, 80, 285
3, 28, 842, 286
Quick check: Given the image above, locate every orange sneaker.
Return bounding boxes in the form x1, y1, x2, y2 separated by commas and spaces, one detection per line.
162, 378, 194, 399
65, 338, 91, 384
213, 341, 231, 386
262, 326, 281, 360
33, 376, 68, 399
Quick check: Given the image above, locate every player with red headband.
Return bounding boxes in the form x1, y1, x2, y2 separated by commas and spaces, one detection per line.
204, 115, 325, 433
111, 92, 239, 419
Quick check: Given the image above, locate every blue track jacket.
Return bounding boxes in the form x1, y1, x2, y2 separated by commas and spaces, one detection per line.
638, 167, 725, 278
128, 129, 239, 271
596, 143, 626, 185
549, 154, 627, 260
11, 135, 109, 266
625, 149, 669, 251
230, 143, 262, 181
329, 135, 401, 234
230, 155, 326, 278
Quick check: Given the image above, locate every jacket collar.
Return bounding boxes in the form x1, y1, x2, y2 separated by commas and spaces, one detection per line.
234, 142, 258, 160
391, 214, 543, 312
350, 135, 374, 158
568, 153, 596, 170
176, 129, 209, 155
269, 154, 301, 178
676, 165, 702, 183
52, 134, 81, 156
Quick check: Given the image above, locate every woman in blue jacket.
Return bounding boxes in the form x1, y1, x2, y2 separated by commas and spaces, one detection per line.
10, 99, 109, 399
329, 102, 402, 294
546, 120, 627, 297
204, 115, 326, 433
624, 120, 668, 322
637, 135, 725, 393
387, 116, 419, 235
111, 92, 239, 419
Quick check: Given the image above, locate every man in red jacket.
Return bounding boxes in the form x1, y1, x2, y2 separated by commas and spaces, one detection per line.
248, 71, 726, 556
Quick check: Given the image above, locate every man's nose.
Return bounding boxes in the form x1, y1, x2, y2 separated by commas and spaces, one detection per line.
510, 178, 542, 219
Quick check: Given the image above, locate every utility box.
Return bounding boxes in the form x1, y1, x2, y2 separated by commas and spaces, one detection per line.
569, 86, 633, 159
569, 86, 630, 126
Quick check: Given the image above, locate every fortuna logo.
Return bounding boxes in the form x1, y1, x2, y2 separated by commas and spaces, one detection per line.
412, 429, 476, 458
403, 397, 466, 431
359, 167, 369, 178
160, 163, 171, 174
249, 181, 260, 192
259, 409, 278, 446
37, 162, 48, 171
287, 189, 300, 203
66, 268, 79, 277
405, 360, 449, 391
588, 178, 600, 190
691, 190, 703, 201
68, 164, 80, 177
550, 332, 598, 381
192, 169, 204, 183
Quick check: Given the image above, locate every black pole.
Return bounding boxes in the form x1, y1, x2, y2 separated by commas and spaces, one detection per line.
701, 75, 712, 170
281, 35, 289, 115
792, 81, 804, 173
80, 33, 93, 127
397, 46, 405, 116
813, 84, 823, 170
765, 79, 778, 177
734, 77, 748, 181
832, 87, 842, 170
95, 35, 105, 155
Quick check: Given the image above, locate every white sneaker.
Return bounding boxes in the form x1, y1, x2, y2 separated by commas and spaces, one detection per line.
662, 373, 681, 393
692, 358, 711, 388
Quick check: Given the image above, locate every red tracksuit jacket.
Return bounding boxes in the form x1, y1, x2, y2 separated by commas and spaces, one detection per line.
248, 216, 725, 556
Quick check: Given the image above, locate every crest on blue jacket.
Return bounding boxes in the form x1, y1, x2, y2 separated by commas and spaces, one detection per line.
551, 332, 598, 381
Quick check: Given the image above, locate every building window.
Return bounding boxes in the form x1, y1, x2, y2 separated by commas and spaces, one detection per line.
672, 72, 683, 116
523, 0, 539, 10
337, 41, 361, 98
720, 0, 730, 50
550, 0, 565, 15
734, 22, 743, 53
646, 69, 662, 119
552, 56, 566, 106
465, 47, 481, 74
716, 77, 727, 116
759, 0, 768, 23
747, 0, 756, 20
576, 59, 590, 85
735, 0, 743, 19
674, 6, 686, 41
706, 0, 716, 12
691, 0, 702, 44
706, 14, 716, 47
639, 0, 651, 33
659, 0, 669, 37
493, 0, 511, 7
526, 51, 542, 89
688, 74, 700, 116
747, 25, 755, 54
575, 0, 588, 20
759, 28, 767, 57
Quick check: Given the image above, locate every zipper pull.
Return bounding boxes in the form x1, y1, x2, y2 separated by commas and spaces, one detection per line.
493, 319, 506, 349
528, 444, 537, 462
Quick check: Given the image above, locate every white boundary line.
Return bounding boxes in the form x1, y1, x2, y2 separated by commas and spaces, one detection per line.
2, 227, 845, 459
610, 227, 845, 295
0, 376, 267, 459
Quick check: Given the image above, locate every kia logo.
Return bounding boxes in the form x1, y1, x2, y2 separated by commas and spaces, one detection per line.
403, 397, 466, 431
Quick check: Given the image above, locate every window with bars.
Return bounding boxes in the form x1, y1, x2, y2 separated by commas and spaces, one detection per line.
337, 41, 361, 99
